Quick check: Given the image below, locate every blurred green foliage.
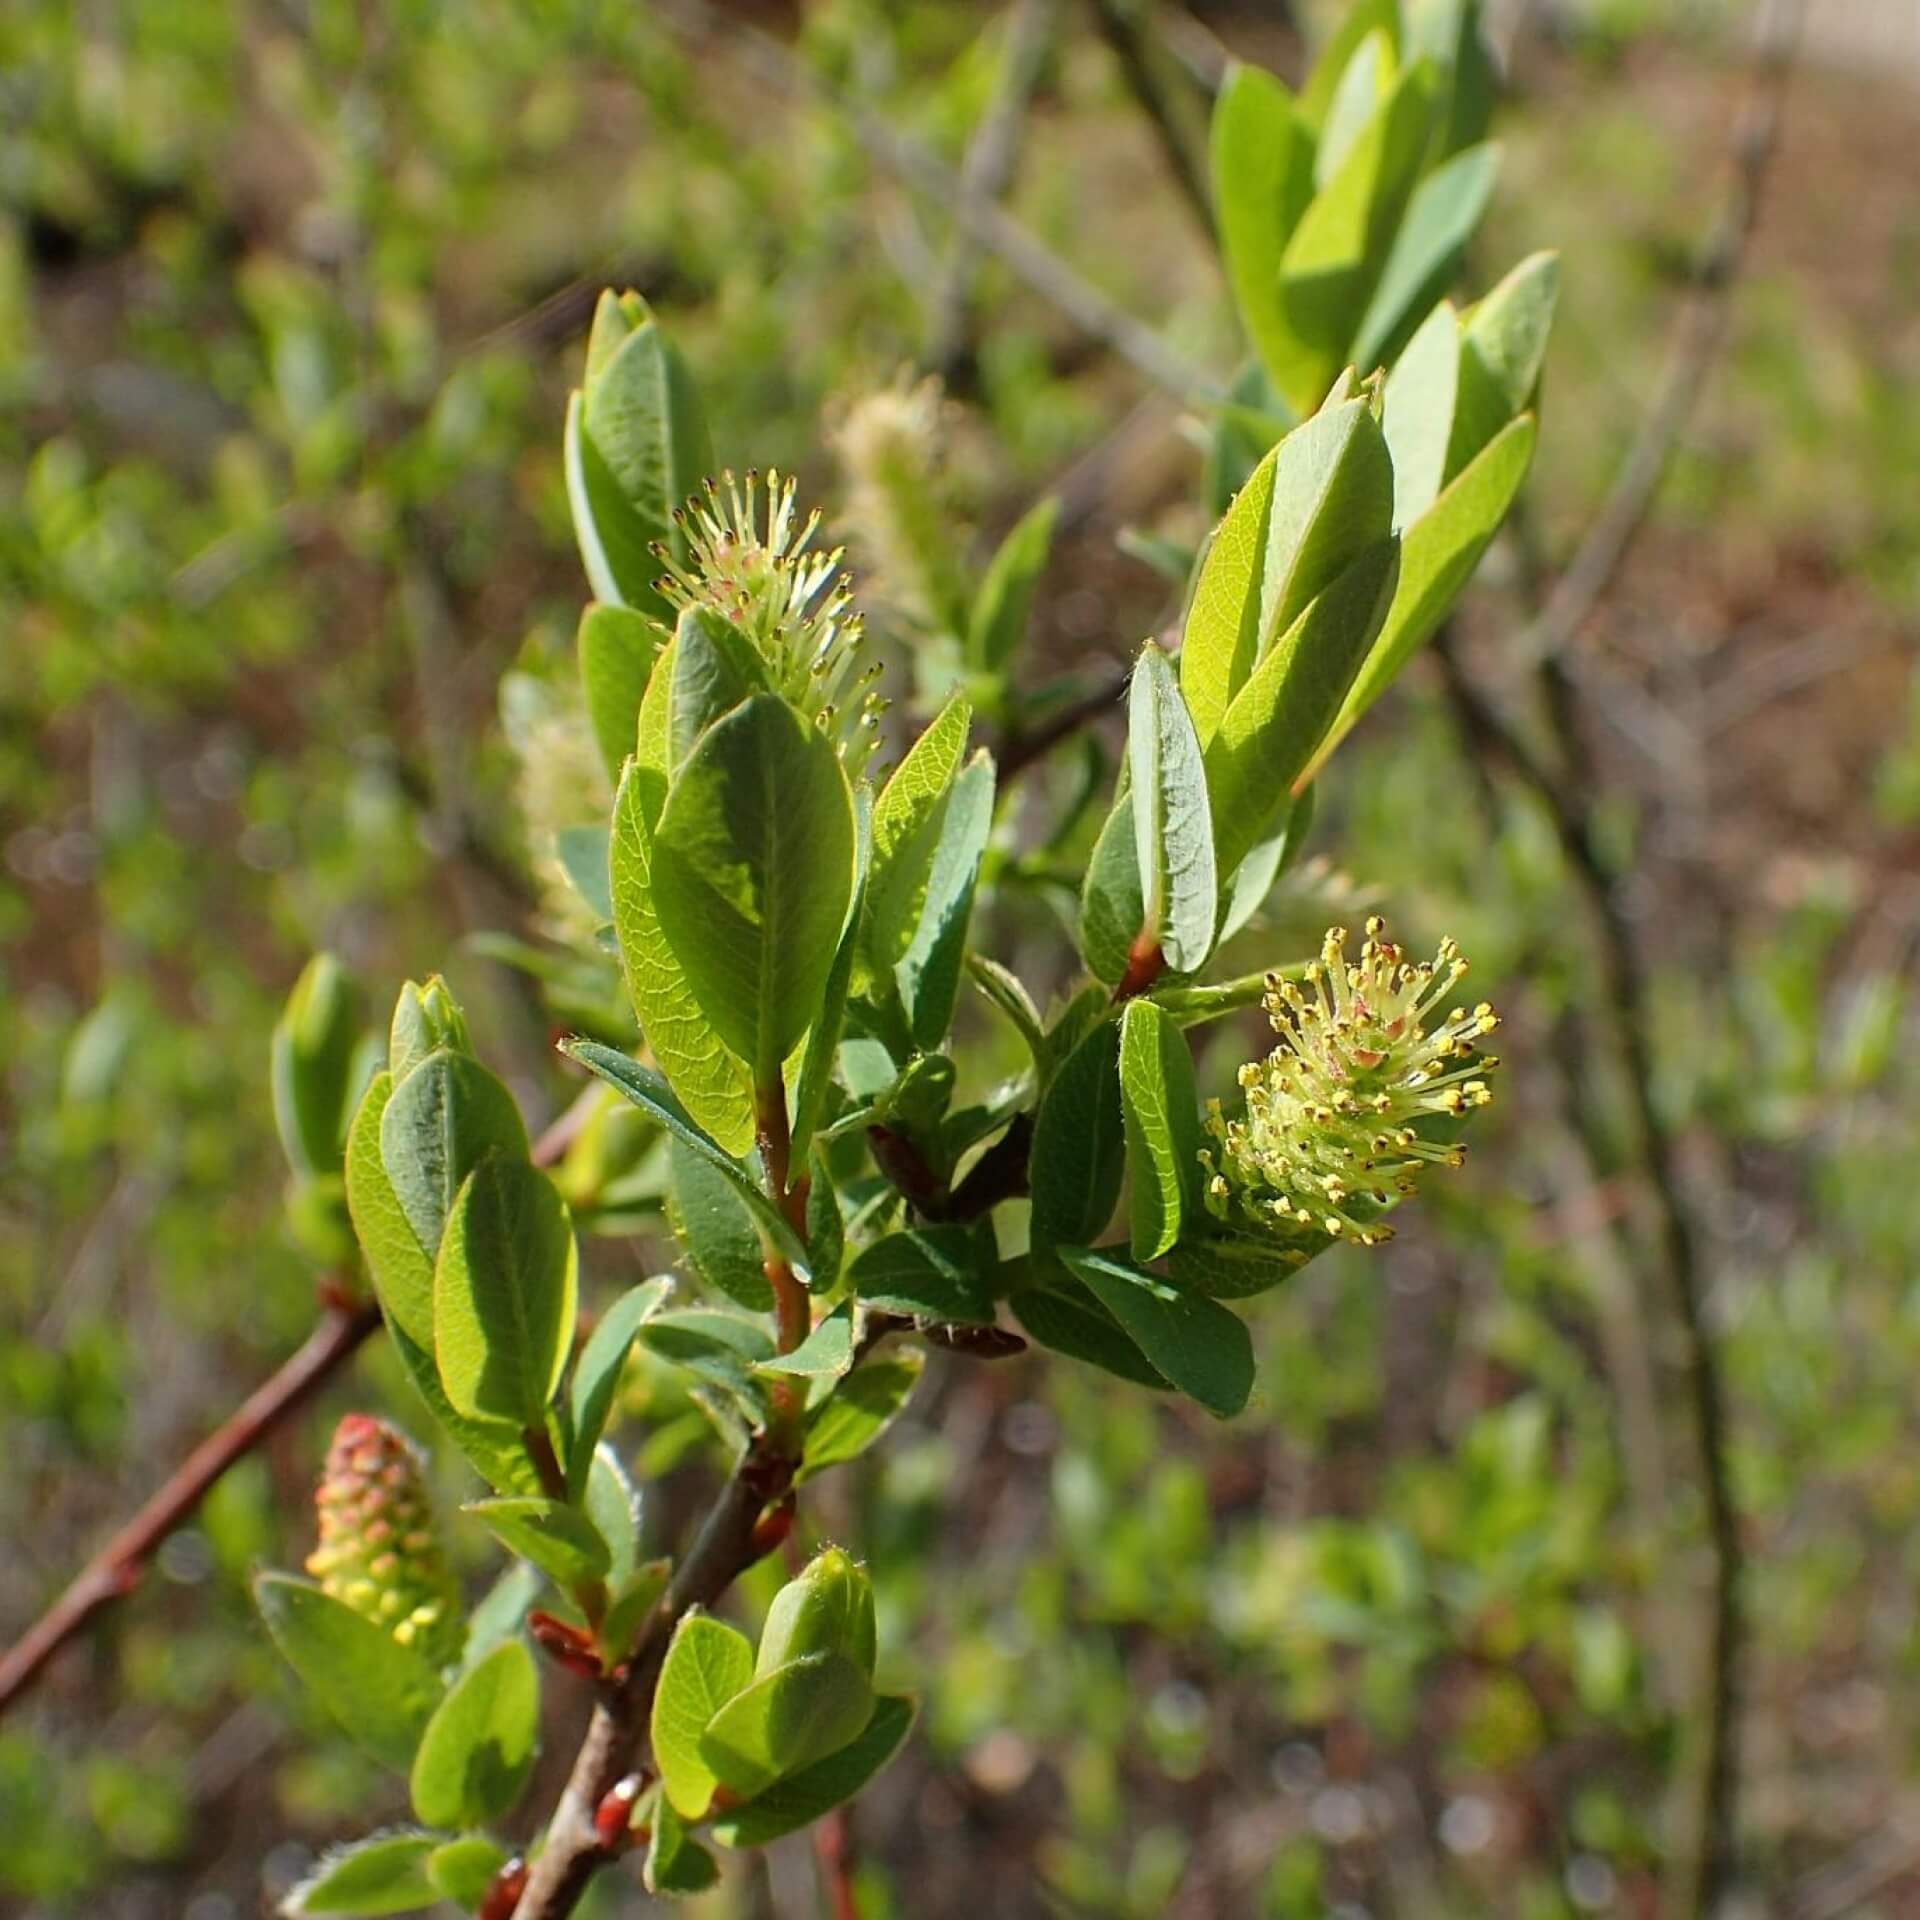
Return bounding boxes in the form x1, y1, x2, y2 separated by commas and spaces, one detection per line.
5, 0, 1920, 1915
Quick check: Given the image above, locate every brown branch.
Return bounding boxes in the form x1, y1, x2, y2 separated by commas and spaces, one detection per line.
1515, 0, 1802, 671
995, 661, 1132, 783
0, 1292, 383, 1714
814, 1803, 862, 1920
515, 1436, 799, 1920
1, 1108, 582, 1718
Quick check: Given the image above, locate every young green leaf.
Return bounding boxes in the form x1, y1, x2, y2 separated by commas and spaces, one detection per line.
1311, 412, 1535, 773
408, 1639, 540, 1831
255, 1575, 444, 1774
1059, 1246, 1255, 1418
806, 1162, 843, 1292
1381, 298, 1462, 528
1351, 141, 1501, 373
760, 1302, 855, 1379
1167, 1235, 1307, 1300
1216, 782, 1315, 945
585, 1445, 642, 1588
608, 750, 756, 1155
1211, 64, 1318, 408
379, 1049, 529, 1274
667, 1135, 775, 1312
1205, 536, 1400, 875
1029, 1019, 1125, 1260
1127, 645, 1217, 975
653, 1610, 757, 1819
578, 601, 664, 785
465, 1498, 612, 1594
382, 1310, 543, 1499
646, 1792, 720, 1896
282, 1830, 440, 1916
566, 1277, 672, 1498
698, 1651, 875, 1800
667, 604, 767, 772
898, 750, 995, 1050
1297, 0, 1399, 129
867, 692, 971, 971
271, 953, 362, 1178
433, 1154, 578, 1428
345, 1073, 437, 1350
790, 788, 871, 1167
554, 824, 613, 925
847, 1228, 995, 1325
799, 1353, 924, 1482
651, 693, 857, 1081
1079, 792, 1144, 987
1010, 1271, 1171, 1391
967, 494, 1059, 673
562, 1041, 811, 1279
710, 1694, 918, 1848
425, 1837, 508, 1911
1448, 249, 1560, 474
1120, 999, 1203, 1261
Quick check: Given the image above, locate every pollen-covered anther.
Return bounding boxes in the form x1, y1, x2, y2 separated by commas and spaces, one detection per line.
1199, 920, 1501, 1250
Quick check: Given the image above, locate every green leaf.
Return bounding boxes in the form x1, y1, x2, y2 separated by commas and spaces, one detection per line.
800, 1353, 924, 1482
566, 1042, 807, 1278
1181, 398, 1391, 751
601, 1559, 672, 1666
433, 1154, 577, 1428
1313, 413, 1534, 773
272, 953, 362, 1178
806, 1161, 843, 1292
1352, 141, 1500, 373
283, 1831, 440, 1916
652, 694, 857, 1081
608, 754, 755, 1155
847, 1228, 995, 1325
567, 1278, 671, 1498
1381, 298, 1461, 527
345, 1073, 437, 1350
1408, 0, 1498, 155
1029, 1019, 1125, 1260
867, 693, 971, 971
653, 1610, 757, 1819
461, 1563, 542, 1672
712, 1694, 918, 1848
586, 1445, 642, 1588
566, 296, 712, 613
967, 495, 1059, 672
1298, 0, 1399, 129
967, 955, 1046, 1068
646, 1792, 720, 1895
1059, 1246, 1255, 1418
425, 1837, 508, 1911
761, 1302, 855, 1379
667, 1135, 775, 1312
1448, 249, 1560, 475
383, 1309, 542, 1499
550, 827, 612, 929
380, 1049, 530, 1275
408, 1639, 540, 1831
1205, 536, 1400, 875
1211, 64, 1318, 408
1119, 1000, 1202, 1261
699, 1651, 875, 1800
1277, 61, 1437, 409
466, 1498, 611, 1594
579, 602, 664, 785
898, 750, 995, 1051
1314, 30, 1390, 188
1126, 645, 1216, 975
791, 790, 871, 1167
1167, 1234, 1308, 1300
1079, 792, 1144, 988
255, 1576, 444, 1774
667, 604, 768, 772
1010, 1272, 1170, 1391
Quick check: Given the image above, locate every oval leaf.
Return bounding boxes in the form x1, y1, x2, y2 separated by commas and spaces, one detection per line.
1127, 645, 1217, 975
653, 1611, 756, 1820
408, 1639, 540, 1831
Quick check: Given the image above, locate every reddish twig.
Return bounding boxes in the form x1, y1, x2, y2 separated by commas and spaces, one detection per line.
0, 1292, 383, 1714
814, 1802, 862, 1920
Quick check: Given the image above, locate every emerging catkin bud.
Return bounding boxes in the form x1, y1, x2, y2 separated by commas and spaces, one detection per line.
306, 1415, 461, 1668
651, 469, 884, 774
1199, 919, 1499, 1250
